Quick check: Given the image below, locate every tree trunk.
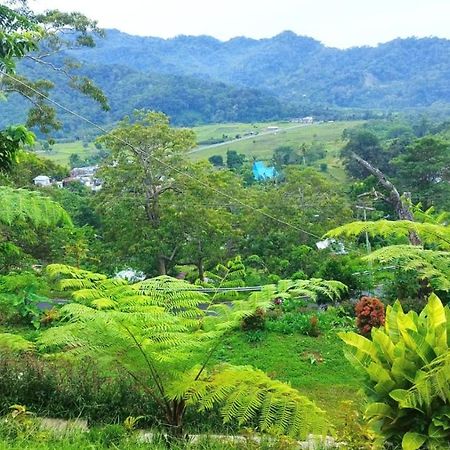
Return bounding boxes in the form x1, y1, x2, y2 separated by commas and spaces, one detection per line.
158, 256, 167, 276
197, 258, 204, 282
350, 152, 431, 299
350, 152, 422, 245
164, 399, 186, 443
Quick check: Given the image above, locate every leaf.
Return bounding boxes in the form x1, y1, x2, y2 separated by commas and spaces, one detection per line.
402, 432, 427, 450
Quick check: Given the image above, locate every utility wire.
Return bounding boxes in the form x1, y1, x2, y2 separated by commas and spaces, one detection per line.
1, 70, 322, 239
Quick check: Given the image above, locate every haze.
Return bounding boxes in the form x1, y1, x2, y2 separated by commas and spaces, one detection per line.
29, 0, 450, 48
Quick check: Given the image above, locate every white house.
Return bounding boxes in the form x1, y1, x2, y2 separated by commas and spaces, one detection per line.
33, 175, 51, 187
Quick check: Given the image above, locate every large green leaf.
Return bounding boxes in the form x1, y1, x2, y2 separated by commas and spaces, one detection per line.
402, 432, 427, 450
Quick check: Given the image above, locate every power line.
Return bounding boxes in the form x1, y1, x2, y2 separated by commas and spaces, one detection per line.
0, 70, 322, 239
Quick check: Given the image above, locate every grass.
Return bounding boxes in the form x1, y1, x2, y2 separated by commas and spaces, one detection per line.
37, 121, 363, 178
190, 120, 362, 182
35, 142, 98, 166
214, 330, 362, 428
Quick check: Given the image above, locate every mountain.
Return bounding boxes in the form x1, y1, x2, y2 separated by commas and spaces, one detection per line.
2, 30, 450, 137
71, 30, 450, 108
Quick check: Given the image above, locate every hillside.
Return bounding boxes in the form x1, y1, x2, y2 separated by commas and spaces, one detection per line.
71, 30, 450, 108
1, 31, 450, 138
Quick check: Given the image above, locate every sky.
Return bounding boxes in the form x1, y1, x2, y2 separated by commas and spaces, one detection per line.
29, 0, 450, 48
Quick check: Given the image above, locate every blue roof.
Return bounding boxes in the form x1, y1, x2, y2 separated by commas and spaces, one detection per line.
252, 161, 278, 181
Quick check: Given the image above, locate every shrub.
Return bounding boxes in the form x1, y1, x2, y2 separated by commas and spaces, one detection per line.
340, 294, 450, 449
354, 296, 385, 336
241, 307, 266, 331
266, 307, 354, 336
0, 353, 156, 424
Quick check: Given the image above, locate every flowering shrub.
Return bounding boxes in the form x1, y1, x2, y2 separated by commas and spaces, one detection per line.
355, 296, 385, 336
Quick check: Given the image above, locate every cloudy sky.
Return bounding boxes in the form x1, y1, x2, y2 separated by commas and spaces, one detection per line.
29, 0, 450, 48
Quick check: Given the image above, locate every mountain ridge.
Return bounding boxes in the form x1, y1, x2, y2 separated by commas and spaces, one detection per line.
1, 30, 449, 138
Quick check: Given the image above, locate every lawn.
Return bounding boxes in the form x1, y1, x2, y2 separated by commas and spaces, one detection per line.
215, 330, 362, 429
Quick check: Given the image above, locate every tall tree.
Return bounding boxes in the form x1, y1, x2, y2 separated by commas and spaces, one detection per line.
97, 111, 196, 275
392, 136, 450, 210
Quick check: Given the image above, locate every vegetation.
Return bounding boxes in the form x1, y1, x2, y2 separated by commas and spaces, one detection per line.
1, 3, 450, 449
340, 294, 450, 449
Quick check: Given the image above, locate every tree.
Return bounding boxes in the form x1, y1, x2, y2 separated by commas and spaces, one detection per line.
208, 154, 224, 167
327, 217, 450, 298
0, 125, 35, 172
1, 2, 108, 135
226, 150, 245, 171
96, 111, 196, 275
28, 264, 331, 440
341, 130, 386, 179
272, 145, 301, 167
69, 153, 82, 169
392, 137, 450, 210
172, 162, 243, 280
0, 186, 72, 272
241, 167, 352, 277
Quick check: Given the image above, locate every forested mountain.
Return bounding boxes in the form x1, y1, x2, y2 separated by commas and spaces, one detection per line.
71, 30, 450, 107
2, 30, 450, 137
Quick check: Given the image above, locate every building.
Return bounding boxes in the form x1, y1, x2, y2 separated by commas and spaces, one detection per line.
252, 161, 278, 181
33, 175, 51, 187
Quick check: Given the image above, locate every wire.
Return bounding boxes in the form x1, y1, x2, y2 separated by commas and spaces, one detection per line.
1, 70, 322, 239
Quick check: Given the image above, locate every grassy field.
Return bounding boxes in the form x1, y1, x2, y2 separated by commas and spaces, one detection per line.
190, 120, 362, 181
215, 330, 362, 429
36, 142, 98, 166
37, 121, 362, 178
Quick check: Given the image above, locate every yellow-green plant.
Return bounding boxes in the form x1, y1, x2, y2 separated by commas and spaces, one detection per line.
327, 219, 450, 293
14, 264, 337, 440
339, 294, 449, 450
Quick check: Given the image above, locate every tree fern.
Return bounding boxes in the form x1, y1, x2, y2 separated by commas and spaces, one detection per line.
0, 186, 71, 228
327, 219, 450, 293
327, 220, 450, 250
32, 264, 331, 440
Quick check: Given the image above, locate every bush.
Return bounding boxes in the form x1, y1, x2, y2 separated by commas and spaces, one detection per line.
266, 307, 354, 336
241, 307, 266, 331
354, 296, 385, 336
0, 354, 157, 424
340, 294, 450, 449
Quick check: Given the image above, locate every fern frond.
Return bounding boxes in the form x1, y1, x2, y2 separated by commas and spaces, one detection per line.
174, 364, 329, 439
366, 245, 450, 291
327, 220, 450, 250
0, 333, 35, 353
0, 187, 71, 228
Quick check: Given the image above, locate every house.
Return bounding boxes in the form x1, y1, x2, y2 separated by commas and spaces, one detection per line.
33, 175, 51, 187
252, 161, 278, 181
67, 166, 102, 191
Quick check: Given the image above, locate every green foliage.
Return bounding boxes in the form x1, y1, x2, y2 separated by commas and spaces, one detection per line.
31, 264, 329, 439
1, 2, 108, 134
334, 400, 375, 449
339, 294, 450, 449
0, 126, 35, 172
0, 353, 156, 424
266, 307, 354, 336
0, 186, 71, 228
226, 150, 246, 171
208, 155, 224, 167
392, 137, 450, 210
0, 5, 41, 72
0, 272, 51, 329
327, 219, 450, 294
